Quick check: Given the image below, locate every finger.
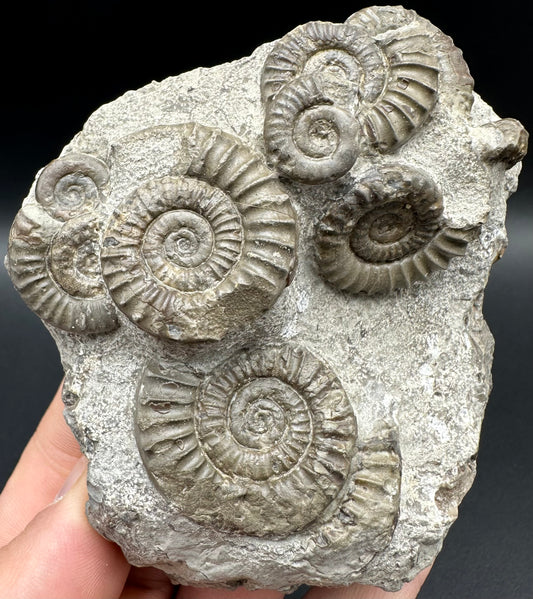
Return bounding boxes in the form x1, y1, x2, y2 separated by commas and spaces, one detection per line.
177, 586, 284, 599
0, 459, 130, 599
305, 566, 432, 599
120, 566, 176, 599
0, 379, 82, 546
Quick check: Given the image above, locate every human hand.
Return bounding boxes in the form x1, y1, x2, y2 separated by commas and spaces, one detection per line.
0, 382, 430, 598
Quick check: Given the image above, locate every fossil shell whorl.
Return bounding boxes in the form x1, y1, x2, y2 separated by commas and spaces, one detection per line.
261, 16, 443, 183
315, 165, 470, 295
7, 205, 118, 333
35, 153, 109, 221
361, 42, 439, 153
261, 21, 386, 109
101, 124, 297, 342
264, 75, 359, 184
347, 5, 474, 148
346, 5, 417, 36
136, 345, 358, 537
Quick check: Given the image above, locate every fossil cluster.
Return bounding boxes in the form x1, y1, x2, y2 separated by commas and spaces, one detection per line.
5, 5, 527, 592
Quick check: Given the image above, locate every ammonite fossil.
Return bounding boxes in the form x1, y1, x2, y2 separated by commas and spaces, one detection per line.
263, 75, 360, 184
35, 153, 109, 221
136, 345, 358, 537
101, 123, 297, 342
261, 21, 386, 109
6, 205, 118, 334
315, 165, 470, 294
260, 15, 468, 183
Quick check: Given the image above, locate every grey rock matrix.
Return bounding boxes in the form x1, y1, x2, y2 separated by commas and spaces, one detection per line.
4, 5, 528, 592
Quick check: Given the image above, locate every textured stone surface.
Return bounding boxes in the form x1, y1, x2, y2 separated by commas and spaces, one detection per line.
4, 5, 528, 592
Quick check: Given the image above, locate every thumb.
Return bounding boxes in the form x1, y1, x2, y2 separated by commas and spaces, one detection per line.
0, 456, 130, 599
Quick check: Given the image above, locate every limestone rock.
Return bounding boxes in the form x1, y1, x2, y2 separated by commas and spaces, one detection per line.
4, 5, 528, 592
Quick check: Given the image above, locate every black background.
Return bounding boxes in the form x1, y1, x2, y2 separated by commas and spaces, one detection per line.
0, 2, 532, 598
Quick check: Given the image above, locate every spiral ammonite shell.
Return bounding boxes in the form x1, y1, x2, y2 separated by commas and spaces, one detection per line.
347, 6, 474, 151
261, 15, 449, 181
101, 124, 297, 342
7, 205, 118, 333
35, 153, 109, 221
261, 21, 386, 109
361, 44, 439, 153
136, 345, 358, 537
264, 75, 360, 184
315, 165, 470, 295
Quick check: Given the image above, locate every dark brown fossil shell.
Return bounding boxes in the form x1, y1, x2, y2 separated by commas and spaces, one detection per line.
101, 124, 297, 342
135, 345, 358, 537
263, 75, 360, 184
315, 165, 470, 294
7, 205, 118, 333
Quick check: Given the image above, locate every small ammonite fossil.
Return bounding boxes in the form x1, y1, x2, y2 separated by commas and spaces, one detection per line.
6, 205, 118, 334
135, 344, 358, 537
315, 165, 470, 295
263, 75, 360, 184
35, 153, 109, 221
101, 123, 297, 342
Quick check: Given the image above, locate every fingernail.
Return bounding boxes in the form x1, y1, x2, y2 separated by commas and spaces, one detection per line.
55, 455, 88, 501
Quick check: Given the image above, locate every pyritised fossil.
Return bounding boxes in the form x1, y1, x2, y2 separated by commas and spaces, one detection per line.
263, 75, 360, 183
7, 205, 117, 334
101, 123, 297, 341
4, 4, 528, 592
315, 165, 470, 294
261, 9, 474, 184
136, 344, 400, 539
260, 21, 385, 109
35, 153, 110, 221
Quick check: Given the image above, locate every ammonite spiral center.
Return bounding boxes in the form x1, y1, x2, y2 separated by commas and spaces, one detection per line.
229, 378, 303, 451
198, 372, 312, 481
304, 49, 362, 84
147, 210, 215, 269
137, 181, 242, 294
136, 345, 357, 537
350, 200, 428, 263
368, 207, 415, 244
304, 49, 362, 106
73, 240, 101, 279
54, 174, 99, 209
294, 109, 340, 159
49, 217, 105, 298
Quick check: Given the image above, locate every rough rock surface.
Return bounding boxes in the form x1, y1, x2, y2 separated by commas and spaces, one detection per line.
4, 5, 528, 592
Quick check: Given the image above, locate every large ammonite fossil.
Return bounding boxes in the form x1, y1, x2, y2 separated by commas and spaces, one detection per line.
101, 123, 297, 342
315, 164, 470, 295
6, 154, 118, 334
261, 14, 470, 184
135, 345, 358, 537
